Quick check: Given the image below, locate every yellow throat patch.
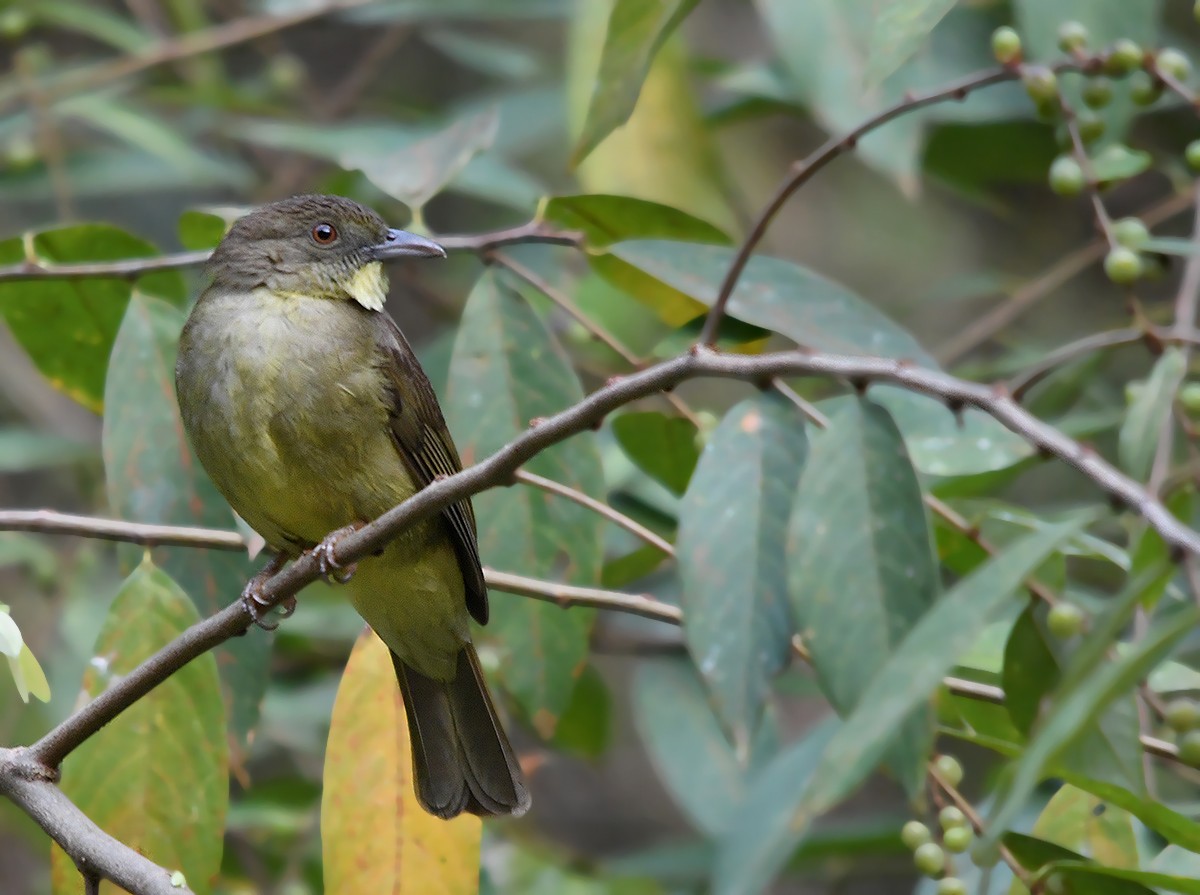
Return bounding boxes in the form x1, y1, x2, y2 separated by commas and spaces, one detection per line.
345, 262, 388, 311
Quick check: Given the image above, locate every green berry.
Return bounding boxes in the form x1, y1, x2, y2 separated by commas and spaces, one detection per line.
1180, 382, 1200, 414
914, 842, 946, 877
1082, 77, 1114, 109
901, 820, 933, 850
1107, 39, 1144, 76
1077, 111, 1105, 145
1165, 698, 1200, 732
266, 53, 305, 93
1112, 217, 1150, 249
1130, 71, 1164, 105
1158, 48, 1193, 82
1045, 875, 1069, 895
1057, 21, 1089, 53
939, 805, 967, 830
1049, 156, 1085, 196
1023, 65, 1059, 103
943, 825, 974, 853
992, 26, 1022, 65
1104, 247, 1143, 285
1186, 139, 1200, 172
937, 880, 968, 895
1179, 729, 1200, 765
1035, 98, 1061, 123
1047, 602, 1086, 639
933, 754, 964, 787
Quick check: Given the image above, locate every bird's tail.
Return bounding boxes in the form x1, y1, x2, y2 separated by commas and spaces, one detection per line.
391, 643, 530, 819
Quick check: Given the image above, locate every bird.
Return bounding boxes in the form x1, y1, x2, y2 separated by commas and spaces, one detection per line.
174, 193, 530, 819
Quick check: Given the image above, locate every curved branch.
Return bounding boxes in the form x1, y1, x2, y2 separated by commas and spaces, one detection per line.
0, 749, 193, 895
513, 469, 675, 556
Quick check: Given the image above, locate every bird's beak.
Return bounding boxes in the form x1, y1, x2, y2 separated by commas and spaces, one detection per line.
369, 229, 447, 261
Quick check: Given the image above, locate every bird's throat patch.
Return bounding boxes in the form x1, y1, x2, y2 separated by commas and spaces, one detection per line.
345, 262, 388, 311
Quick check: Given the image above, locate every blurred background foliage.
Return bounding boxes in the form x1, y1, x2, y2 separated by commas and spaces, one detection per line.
5, 0, 1200, 893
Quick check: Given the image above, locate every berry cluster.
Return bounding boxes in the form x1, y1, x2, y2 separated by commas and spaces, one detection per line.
993, 21, 1200, 287
900, 755, 979, 895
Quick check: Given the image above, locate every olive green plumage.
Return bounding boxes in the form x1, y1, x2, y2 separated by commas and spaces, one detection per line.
175, 194, 529, 819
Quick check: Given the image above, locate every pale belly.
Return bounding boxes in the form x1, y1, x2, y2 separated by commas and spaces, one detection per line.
176, 288, 470, 678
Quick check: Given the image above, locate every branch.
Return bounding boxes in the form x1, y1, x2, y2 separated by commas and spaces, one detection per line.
0, 749, 193, 895
0, 0, 379, 116
0, 222, 581, 283
513, 469, 675, 557
24, 346, 1200, 772
696, 63, 1061, 347
0, 509, 244, 550
484, 568, 679, 623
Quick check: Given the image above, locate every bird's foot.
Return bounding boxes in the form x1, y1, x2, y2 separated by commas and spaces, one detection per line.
240, 552, 291, 631
312, 523, 365, 585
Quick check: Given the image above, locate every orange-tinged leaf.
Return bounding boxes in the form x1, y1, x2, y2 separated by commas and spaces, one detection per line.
322, 630, 482, 895
51, 559, 227, 895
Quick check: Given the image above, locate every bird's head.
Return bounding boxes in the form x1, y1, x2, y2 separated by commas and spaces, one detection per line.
206, 194, 445, 310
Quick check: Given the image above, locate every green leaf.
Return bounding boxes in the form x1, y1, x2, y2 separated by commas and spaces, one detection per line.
1031, 784, 1138, 868
551, 663, 612, 759
178, 210, 230, 251
1003, 834, 1155, 895
102, 293, 269, 742
28, 1, 152, 52
340, 106, 500, 210
1091, 144, 1154, 185
712, 719, 839, 895
984, 602, 1200, 851
612, 411, 700, 496
790, 398, 938, 796
6, 643, 50, 703
604, 240, 933, 360
1048, 864, 1200, 895
0, 427, 92, 472
800, 517, 1090, 820
865, 0, 957, 85
633, 657, 747, 837
1142, 237, 1200, 257
423, 27, 541, 81
0, 225, 184, 412
445, 270, 604, 733
678, 394, 806, 751
571, 0, 701, 165
543, 194, 728, 248
1002, 605, 1143, 791
1120, 347, 1186, 481
1061, 774, 1200, 853
51, 561, 227, 895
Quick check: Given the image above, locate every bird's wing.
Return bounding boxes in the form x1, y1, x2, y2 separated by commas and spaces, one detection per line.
375, 312, 489, 625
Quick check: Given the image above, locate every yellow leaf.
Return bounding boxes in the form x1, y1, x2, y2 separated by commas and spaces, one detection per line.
322, 630, 482, 895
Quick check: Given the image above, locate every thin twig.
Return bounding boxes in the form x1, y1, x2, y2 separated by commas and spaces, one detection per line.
0, 223, 580, 283
924, 495, 1059, 605
771, 378, 830, 428
1058, 93, 1116, 247
485, 568, 678, 623
935, 192, 1195, 364
0, 510, 245, 550
929, 761, 1031, 887
1009, 328, 1143, 400
491, 251, 702, 425
0, 0, 379, 117
513, 469, 675, 556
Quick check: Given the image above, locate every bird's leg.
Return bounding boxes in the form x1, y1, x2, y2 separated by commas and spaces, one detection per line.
240, 552, 290, 631
311, 523, 366, 585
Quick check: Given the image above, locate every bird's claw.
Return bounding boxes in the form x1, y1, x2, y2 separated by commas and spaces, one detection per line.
312, 524, 363, 585
240, 553, 290, 632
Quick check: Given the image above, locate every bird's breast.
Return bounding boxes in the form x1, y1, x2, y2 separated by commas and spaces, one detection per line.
177, 288, 410, 549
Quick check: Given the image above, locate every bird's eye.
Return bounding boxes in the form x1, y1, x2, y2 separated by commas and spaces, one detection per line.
311, 223, 338, 245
